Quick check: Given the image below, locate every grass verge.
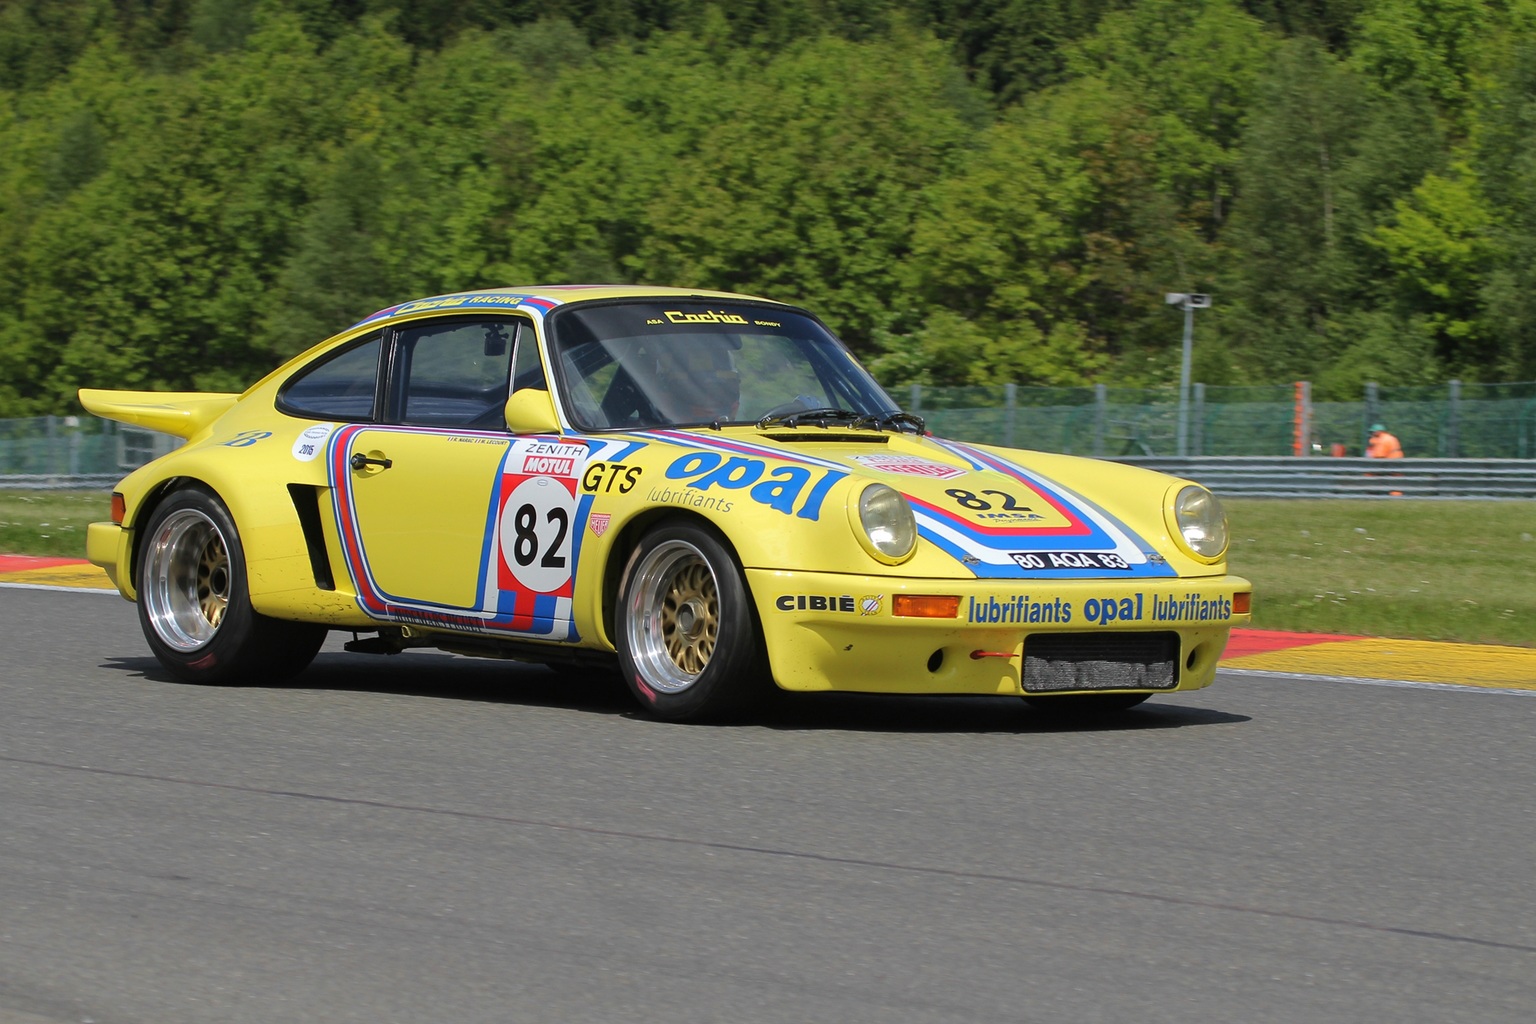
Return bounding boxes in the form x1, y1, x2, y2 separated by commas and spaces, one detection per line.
3, 490, 1533, 647
1226, 499, 1536, 647
0, 489, 111, 559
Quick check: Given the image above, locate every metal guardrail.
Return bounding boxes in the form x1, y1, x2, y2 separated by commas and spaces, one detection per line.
1115, 457, 1536, 499
0, 473, 125, 491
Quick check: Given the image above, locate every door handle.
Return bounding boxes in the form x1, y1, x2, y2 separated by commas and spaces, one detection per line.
350, 452, 394, 471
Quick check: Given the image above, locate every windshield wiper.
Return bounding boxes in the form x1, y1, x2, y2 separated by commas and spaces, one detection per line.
845, 411, 927, 433
757, 408, 928, 432
873, 411, 926, 433
756, 407, 865, 429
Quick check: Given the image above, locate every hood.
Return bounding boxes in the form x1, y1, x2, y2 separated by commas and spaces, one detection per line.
871, 435, 1178, 579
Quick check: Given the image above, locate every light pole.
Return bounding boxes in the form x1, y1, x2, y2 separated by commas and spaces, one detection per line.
1164, 292, 1211, 456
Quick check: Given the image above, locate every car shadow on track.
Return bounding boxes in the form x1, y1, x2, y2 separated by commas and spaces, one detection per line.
102, 649, 636, 714
102, 649, 1250, 735
750, 692, 1249, 734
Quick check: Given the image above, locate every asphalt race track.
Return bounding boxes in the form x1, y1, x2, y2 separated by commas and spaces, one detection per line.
2, 585, 1534, 1024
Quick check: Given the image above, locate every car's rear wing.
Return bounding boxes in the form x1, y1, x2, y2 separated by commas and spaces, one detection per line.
78, 389, 241, 441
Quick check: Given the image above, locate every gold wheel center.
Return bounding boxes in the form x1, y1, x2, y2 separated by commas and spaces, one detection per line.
676, 598, 707, 639
660, 561, 718, 675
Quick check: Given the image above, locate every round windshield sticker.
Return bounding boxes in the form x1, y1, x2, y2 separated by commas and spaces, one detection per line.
292, 424, 335, 462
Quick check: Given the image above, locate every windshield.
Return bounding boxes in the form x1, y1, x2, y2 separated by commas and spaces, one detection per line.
546, 300, 903, 431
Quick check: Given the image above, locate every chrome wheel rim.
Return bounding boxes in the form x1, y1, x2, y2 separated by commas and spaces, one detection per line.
625, 540, 719, 694
143, 508, 231, 652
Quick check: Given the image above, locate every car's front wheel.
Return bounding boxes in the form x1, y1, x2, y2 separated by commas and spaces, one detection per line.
137, 486, 326, 685
616, 521, 767, 721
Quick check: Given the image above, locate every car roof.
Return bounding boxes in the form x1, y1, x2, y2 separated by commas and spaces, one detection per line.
349, 284, 783, 330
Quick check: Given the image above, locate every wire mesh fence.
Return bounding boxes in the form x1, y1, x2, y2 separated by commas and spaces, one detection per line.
0, 416, 179, 482
908, 380, 1536, 458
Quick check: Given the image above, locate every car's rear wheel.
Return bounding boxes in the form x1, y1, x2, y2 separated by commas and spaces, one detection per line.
1021, 692, 1151, 718
137, 486, 327, 685
616, 521, 767, 721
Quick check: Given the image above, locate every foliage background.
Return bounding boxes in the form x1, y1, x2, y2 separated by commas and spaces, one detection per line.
4, 0, 1536, 416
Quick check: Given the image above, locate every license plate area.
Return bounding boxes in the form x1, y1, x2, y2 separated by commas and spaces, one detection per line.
1022, 632, 1180, 693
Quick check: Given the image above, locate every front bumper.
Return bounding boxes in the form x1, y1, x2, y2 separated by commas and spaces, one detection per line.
746, 568, 1252, 695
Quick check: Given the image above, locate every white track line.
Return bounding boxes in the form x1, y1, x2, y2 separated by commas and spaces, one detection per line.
0, 581, 119, 595
1220, 666, 1536, 696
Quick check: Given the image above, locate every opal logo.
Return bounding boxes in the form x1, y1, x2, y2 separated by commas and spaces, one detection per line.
664, 451, 845, 520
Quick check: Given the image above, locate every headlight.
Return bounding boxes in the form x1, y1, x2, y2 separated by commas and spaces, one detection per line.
853, 483, 917, 563
1169, 485, 1228, 560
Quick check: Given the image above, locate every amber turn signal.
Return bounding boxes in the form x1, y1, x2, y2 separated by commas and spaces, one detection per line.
1232, 591, 1252, 614
892, 594, 961, 618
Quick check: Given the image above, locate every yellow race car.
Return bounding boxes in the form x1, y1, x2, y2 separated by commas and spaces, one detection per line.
80, 285, 1251, 721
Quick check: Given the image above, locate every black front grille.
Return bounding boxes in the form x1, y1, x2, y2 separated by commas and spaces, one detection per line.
1022, 632, 1180, 693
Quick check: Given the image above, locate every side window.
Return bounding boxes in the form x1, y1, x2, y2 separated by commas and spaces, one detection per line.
279, 332, 384, 422
512, 320, 548, 392
394, 319, 519, 427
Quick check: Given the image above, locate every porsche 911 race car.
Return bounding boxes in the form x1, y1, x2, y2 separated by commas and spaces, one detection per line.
81, 285, 1251, 721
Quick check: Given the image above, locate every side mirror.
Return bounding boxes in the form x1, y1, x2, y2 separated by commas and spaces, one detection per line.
503, 387, 561, 435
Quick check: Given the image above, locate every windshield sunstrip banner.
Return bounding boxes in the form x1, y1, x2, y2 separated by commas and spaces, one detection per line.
350, 292, 560, 329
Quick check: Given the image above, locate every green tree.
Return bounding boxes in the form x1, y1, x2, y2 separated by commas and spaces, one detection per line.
1465, 0, 1536, 379
1064, 0, 1273, 232
881, 0, 1271, 387
1219, 36, 1442, 387
1348, 0, 1489, 131
493, 25, 983, 349
257, 147, 408, 351
915, 0, 1129, 102
1368, 162, 1496, 376
0, 7, 419, 413
873, 107, 1100, 386
190, 0, 256, 51
1237, 0, 1368, 49
0, 0, 108, 90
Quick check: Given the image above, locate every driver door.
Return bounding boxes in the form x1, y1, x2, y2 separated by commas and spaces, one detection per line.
342, 317, 521, 612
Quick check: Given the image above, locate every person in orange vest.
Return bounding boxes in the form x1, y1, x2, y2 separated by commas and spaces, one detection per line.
1366, 423, 1404, 458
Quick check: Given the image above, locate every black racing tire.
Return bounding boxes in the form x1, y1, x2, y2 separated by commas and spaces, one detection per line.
1021, 692, 1152, 718
136, 485, 327, 686
615, 520, 768, 722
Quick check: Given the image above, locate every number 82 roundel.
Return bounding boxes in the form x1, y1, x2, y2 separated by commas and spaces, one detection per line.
496, 469, 577, 598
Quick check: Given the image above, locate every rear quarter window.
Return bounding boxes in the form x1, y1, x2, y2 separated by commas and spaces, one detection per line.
279, 333, 383, 421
